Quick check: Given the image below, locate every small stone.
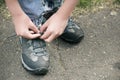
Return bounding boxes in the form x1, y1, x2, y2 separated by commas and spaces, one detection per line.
110, 11, 117, 16
103, 51, 106, 54
90, 35, 94, 38
104, 16, 106, 19
99, 6, 104, 9
93, 72, 97, 76
11, 73, 14, 76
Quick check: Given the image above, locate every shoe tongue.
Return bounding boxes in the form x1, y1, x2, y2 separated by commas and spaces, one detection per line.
33, 39, 46, 49
32, 39, 47, 55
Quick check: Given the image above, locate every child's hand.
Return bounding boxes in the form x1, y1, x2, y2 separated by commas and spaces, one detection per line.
40, 13, 68, 42
12, 14, 40, 39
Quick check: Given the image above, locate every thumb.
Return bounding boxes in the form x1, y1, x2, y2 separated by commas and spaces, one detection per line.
29, 33, 41, 39
40, 21, 48, 33
25, 31, 41, 39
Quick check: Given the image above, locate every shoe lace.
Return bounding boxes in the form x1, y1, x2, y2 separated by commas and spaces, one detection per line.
27, 39, 47, 56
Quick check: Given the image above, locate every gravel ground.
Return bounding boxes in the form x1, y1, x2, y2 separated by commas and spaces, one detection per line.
0, 7, 120, 80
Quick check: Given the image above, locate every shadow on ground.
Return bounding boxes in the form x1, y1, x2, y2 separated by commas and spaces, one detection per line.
0, 7, 120, 80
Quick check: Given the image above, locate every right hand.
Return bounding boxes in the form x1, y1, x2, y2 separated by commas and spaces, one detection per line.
12, 14, 40, 39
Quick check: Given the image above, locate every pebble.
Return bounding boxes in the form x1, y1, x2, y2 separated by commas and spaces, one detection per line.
110, 10, 117, 16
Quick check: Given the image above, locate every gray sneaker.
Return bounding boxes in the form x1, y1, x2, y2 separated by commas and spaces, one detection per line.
20, 37, 49, 75
60, 18, 84, 43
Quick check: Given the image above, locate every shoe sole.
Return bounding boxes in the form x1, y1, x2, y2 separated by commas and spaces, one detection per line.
60, 35, 84, 44
21, 56, 48, 75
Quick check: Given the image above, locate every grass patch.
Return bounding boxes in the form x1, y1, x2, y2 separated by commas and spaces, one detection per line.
0, 0, 4, 3
114, 0, 120, 4
72, 0, 120, 19
77, 0, 120, 8
0, 0, 10, 19
78, 0, 101, 8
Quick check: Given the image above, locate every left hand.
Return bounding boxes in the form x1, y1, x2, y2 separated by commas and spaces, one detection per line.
40, 13, 68, 42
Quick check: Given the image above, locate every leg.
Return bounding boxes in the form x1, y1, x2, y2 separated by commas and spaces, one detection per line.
20, 0, 64, 75
42, 8, 84, 43
20, 17, 50, 75
42, 0, 84, 43
18, 0, 53, 75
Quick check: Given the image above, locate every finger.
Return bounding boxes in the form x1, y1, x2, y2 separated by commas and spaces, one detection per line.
44, 34, 58, 42
29, 31, 34, 34
24, 31, 41, 39
40, 30, 51, 39
29, 21, 39, 33
30, 34, 41, 39
40, 21, 48, 33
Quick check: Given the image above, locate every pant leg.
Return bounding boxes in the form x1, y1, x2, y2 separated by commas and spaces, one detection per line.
43, 0, 63, 9
18, 0, 63, 19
